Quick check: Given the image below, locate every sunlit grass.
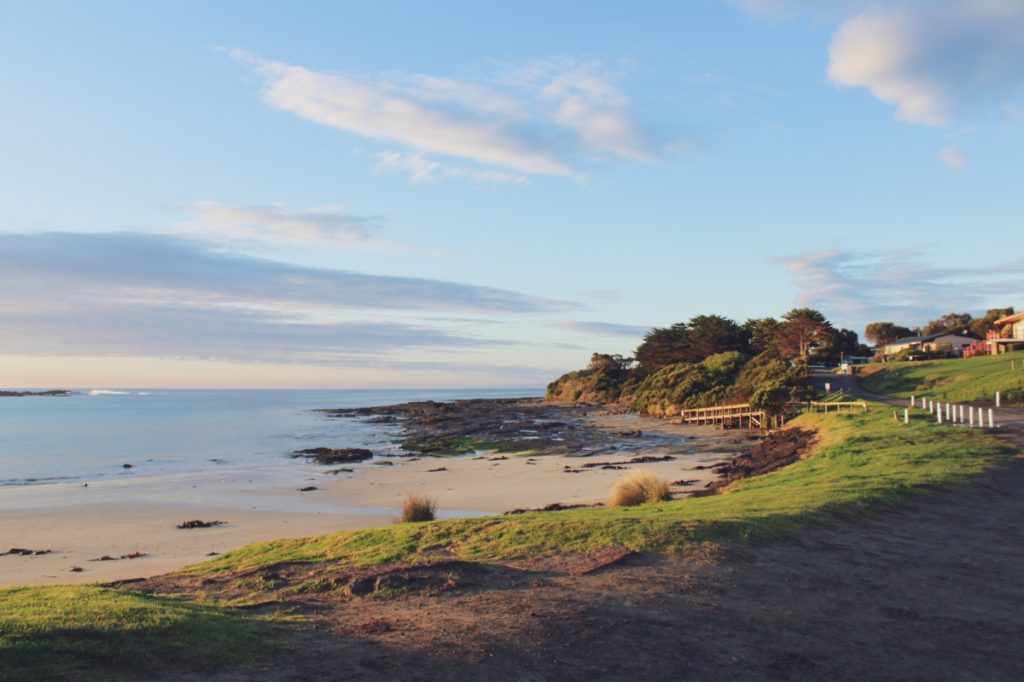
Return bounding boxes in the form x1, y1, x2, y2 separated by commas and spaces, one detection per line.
863, 351, 1024, 404
0, 585, 266, 681
187, 404, 1007, 575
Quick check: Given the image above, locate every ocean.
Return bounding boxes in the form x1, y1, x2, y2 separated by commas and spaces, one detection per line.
0, 388, 540, 487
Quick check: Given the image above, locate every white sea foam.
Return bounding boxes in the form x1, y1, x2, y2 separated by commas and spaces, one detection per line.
88, 389, 132, 396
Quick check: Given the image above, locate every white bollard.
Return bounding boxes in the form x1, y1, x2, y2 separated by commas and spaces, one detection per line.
904, 408, 909, 424
946, 403, 951, 421
996, 392, 1001, 408
959, 405, 964, 423
969, 407, 974, 427
937, 407, 943, 424
988, 408, 994, 428
911, 395, 916, 407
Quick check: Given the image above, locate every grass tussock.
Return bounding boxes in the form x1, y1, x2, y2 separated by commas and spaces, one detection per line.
400, 494, 437, 523
608, 469, 672, 507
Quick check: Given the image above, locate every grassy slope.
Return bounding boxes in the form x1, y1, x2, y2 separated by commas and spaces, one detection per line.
0, 586, 265, 681
189, 403, 1007, 575
1, 404, 1010, 679
863, 350, 1024, 404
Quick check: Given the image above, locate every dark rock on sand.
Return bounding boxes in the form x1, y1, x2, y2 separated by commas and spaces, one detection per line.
580, 454, 675, 469
694, 427, 816, 496
292, 447, 374, 465
2, 548, 54, 557
505, 502, 594, 515
92, 552, 146, 561
176, 520, 225, 529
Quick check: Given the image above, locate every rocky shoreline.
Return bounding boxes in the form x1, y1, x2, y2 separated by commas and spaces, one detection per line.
0, 389, 71, 397
319, 397, 695, 459
317, 397, 816, 496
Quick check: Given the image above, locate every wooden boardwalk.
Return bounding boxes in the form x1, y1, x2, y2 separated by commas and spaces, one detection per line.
679, 403, 767, 429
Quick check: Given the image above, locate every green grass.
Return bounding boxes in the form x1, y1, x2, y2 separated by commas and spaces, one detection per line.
863, 351, 1024, 404
187, 404, 1008, 576
3, 405, 1012, 678
0, 585, 267, 681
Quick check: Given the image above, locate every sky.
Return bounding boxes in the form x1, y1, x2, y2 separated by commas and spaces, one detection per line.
1, 0, 1022, 389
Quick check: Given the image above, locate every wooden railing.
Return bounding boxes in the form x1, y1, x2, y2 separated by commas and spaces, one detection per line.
808, 401, 868, 413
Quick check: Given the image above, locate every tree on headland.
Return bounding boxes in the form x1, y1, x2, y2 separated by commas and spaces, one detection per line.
922, 312, 974, 336
774, 308, 835, 365
864, 322, 915, 348
969, 307, 1014, 338
634, 314, 749, 371
743, 317, 781, 355
817, 328, 870, 365
588, 353, 632, 372
634, 324, 689, 371
684, 314, 750, 362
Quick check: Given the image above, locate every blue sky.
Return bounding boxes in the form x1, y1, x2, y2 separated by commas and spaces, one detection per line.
1, 0, 1022, 388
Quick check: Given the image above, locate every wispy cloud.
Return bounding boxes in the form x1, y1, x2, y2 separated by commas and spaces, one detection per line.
558, 321, 650, 338
938, 145, 968, 169
0, 232, 577, 315
229, 50, 664, 179
375, 151, 527, 185
827, 1, 1024, 126
175, 201, 383, 246
0, 231, 580, 366
773, 249, 1024, 332
0, 301, 494, 364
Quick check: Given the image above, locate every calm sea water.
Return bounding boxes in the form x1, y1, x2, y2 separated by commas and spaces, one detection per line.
0, 388, 540, 487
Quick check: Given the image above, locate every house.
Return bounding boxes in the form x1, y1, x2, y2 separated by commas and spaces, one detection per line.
984, 311, 1024, 355
883, 333, 978, 359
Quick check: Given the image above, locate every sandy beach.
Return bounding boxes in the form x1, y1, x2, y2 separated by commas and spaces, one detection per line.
0, 411, 741, 587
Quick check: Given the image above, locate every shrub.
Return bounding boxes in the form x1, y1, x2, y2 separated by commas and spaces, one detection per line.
608, 469, 671, 507
400, 494, 436, 523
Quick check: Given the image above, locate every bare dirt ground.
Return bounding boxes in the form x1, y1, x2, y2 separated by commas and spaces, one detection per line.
141, 420, 1024, 682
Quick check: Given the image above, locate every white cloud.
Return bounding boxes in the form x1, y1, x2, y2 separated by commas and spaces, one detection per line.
773, 249, 1024, 332
0, 232, 582, 366
521, 58, 652, 162
375, 151, 527, 185
558, 321, 650, 338
230, 50, 661, 179
827, 1, 1024, 126
938, 145, 968, 168
177, 202, 381, 246
0, 232, 578, 314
